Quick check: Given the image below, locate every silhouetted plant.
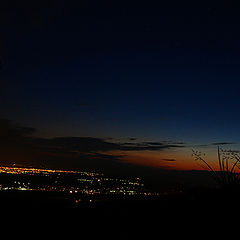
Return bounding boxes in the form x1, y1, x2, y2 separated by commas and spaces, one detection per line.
192, 147, 240, 190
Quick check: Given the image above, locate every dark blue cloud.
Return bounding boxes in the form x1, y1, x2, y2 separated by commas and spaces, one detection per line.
0, 119, 185, 169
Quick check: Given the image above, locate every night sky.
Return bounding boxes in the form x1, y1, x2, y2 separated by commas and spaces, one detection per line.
1, 1, 240, 175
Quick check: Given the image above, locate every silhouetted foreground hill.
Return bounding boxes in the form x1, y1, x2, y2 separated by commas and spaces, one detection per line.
1, 188, 240, 218
1, 188, 240, 237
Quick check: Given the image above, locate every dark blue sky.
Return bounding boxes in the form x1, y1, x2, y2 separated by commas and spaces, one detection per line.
1, 1, 240, 170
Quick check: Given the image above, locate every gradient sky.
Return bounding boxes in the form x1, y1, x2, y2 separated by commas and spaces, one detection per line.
1, 1, 240, 173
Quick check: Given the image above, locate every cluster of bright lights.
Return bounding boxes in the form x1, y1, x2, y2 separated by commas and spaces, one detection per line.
0, 166, 79, 175
0, 166, 149, 196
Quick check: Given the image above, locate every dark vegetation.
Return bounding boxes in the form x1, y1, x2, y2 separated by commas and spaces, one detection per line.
192, 147, 240, 192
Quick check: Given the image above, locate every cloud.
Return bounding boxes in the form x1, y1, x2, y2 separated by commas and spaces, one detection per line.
143, 142, 164, 146
33, 137, 185, 154
191, 142, 236, 148
162, 140, 185, 145
161, 158, 177, 162
117, 141, 185, 151
0, 119, 36, 138
211, 142, 236, 146
0, 119, 185, 170
129, 138, 137, 141
34, 137, 121, 153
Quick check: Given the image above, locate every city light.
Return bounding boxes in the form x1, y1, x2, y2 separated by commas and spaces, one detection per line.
0, 166, 152, 196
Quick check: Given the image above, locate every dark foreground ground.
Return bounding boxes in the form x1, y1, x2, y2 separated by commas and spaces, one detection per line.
0, 188, 239, 219
1, 189, 239, 237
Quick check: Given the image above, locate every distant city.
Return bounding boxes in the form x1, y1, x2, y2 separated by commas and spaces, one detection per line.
0, 166, 161, 203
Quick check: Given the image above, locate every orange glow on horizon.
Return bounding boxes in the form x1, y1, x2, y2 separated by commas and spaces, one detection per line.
107, 149, 205, 171
104, 146, 233, 171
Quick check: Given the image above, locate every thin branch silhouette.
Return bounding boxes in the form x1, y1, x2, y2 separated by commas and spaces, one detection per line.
192, 147, 240, 190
